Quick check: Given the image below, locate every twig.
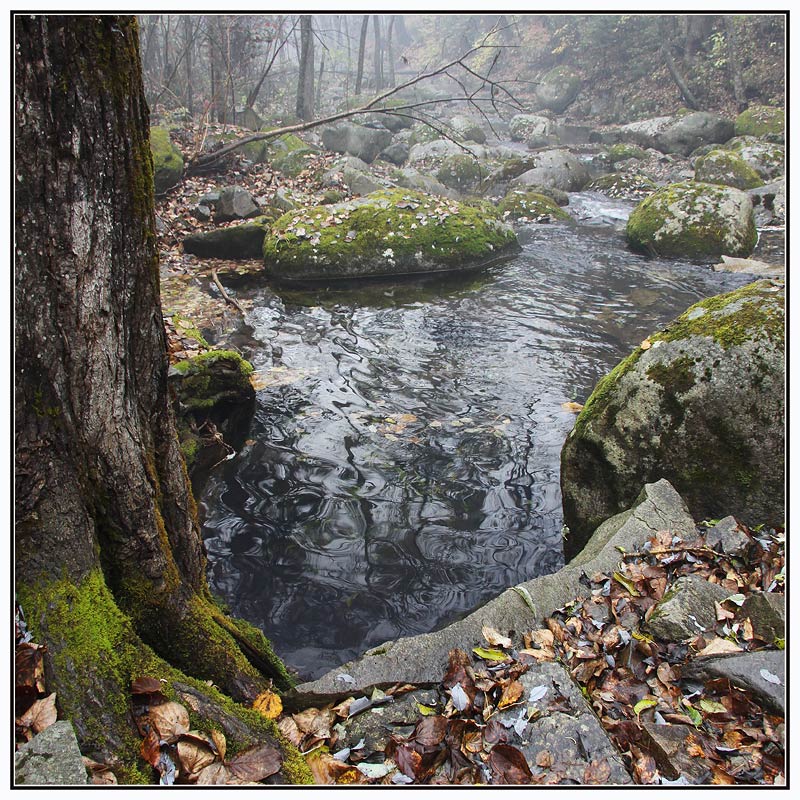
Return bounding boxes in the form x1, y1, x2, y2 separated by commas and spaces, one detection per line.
211, 268, 246, 314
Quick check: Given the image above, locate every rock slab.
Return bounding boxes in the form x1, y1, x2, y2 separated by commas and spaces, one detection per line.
15, 721, 88, 785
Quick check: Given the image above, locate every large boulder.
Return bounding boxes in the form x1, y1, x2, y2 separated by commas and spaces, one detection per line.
535, 66, 580, 113
724, 137, 784, 181
262, 189, 519, 281
734, 104, 784, 138
509, 114, 552, 146
321, 122, 393, 163
614, 116, 674, 148
183, 218, 271, 259
748, 178, 785, 226
407, 139, 486, 168
449, 114, 487, 144
655, 112, 735, 156
213, 186, 260, 222
393, 167, 459, 199
693, 149, 763, 190
561, 280, 784, 558
626, 181, 757, 258
585, 172, 657, 201
509, 149, 590, 193
150, 126, 183, 195
497, 190, 573, 223
436, 154, 484, 193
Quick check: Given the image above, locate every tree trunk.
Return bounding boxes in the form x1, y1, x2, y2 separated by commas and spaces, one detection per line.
355, 14, 369, 95
660, 39, 701, 109
295, 15, 315, 120
724, 15, 747, 111
15, 15, 297, 778
373, 14, 384, 93
183, 15, 193, 114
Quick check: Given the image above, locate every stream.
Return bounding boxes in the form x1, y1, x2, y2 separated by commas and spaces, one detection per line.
200, 193, 776, 680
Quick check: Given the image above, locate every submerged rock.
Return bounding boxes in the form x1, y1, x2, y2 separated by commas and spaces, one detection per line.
561, 280, 784, 555
150, 126, 184, 195
626, 181, 757, 258
693, 149, 763, 190
262, 188, 519, 281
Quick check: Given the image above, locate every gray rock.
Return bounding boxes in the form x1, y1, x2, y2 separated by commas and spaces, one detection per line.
494, 663, 632, 783
294, 479, 694, 700
740, 592, 785, 643
683, 651, 785, 716
694, 149, 763, 190
645, 575, 729, 642
407, 139, 486, 166
365, 111, 413, 133
640, 721, 711, 783
342, 167, 394, 196
705, 516, 751, 555
561, 281, 784, 555
321, 122, 393, 164
748, 179, 785, 226
271, 186, 296, 212
616, 116, 675, 149
183, 220, 269, 259
214, 186, 260, 222
509, 149, 590, 193
655, 112, 735, 157
724, 137, 785, 181
198, 191, 221, 206
713, 256, 784, 278
378, 142, 409, 165
190, 203, 212, 223
509, 114, 552, 146
15, 721, 88, 785
449, 114, 487, 144
535, 66, 580, 113
394, 167, 458, 199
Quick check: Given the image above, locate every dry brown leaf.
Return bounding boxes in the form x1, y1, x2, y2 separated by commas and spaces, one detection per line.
177, 737, 217, 779
277, 715, 304, 747
583, 758, 612, 784
140, 728, 162, 768
561, 401, 584, 413
640, 338, 651, 350
228, 743, 283, 783
715, 601, 735, 622
17, 692, 57, 735
536, 750, 553, 768
252, 689, 283, 720
16, 643, 46, 694
498, 679, 524, 709
131, 676, 163, 695
210, 729, 227, 762
482, 625, 512, 649
292, 706, 335, 739
196, 763, 232, 785
742, 617, 755, 641
696, 638, 742, 657
306, 749, 367, 785
148, 701, 190, 742
82, 757, 118, 785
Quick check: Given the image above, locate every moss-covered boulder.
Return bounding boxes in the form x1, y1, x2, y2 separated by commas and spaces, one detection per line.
724, 137, 785, 181
436, 154, 484, 193
509, 114, 552, 146
150, 126, 183, 195
606, 143, 648, 164
266, 133, 318, 177
171, 350, 255, 411
449, 115, 487, 144
586, 172, 657, 200
182, 218, 272, 259
694, 149, 763, 190
408, 123, 443, 148
734, 105, 784, 138
626, 181, 757, 259
561, 280, 784, 560
321, 122, 392, 164
262, 188, 519, 281
509, 149, 590, 193
535, 66, 580, 113
498, 190, 573, 223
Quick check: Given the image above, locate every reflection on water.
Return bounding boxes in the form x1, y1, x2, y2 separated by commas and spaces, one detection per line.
201, 217, 752, 680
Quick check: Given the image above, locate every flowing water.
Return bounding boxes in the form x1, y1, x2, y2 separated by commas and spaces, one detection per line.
200, 194, 774, 680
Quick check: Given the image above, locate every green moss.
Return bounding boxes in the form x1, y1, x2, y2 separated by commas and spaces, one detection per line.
149, 126, 184, 195
626, 181, 757, 258
498, 190, 572, 222
409, 124, 442, 148
694, 149, 763, 190
172, 350, 254, 411
322, 189, 344, 204
436, 154, 483, 192
646, 355, 696, 393
607, 143, 647, 163
263, 188, 518, 281
734, 105, 784, 137
171, 314, 210, 348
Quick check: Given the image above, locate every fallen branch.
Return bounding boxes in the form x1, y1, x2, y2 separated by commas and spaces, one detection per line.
211, 268, 246, 315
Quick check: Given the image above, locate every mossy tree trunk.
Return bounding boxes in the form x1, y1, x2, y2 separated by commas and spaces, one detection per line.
15, 15, 298, 778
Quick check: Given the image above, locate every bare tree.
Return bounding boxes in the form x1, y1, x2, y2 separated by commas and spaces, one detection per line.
373, 14, 384, 92
355, 14, 369, 95
296, 14, 315, 120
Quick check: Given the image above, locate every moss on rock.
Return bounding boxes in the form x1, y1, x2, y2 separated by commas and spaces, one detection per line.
172, 350, 255, 411
586, 172, 656, 200
497, 190, 573, 223
150, 126, 183, 195
734, 105, 784, 138
436, 154, 484, 193
263, 188, 519, 281
625, 181, 757, 259
694, 149, 763, 190
606, 143, 648, 163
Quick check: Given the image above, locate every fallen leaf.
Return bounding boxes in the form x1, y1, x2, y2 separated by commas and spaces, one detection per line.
252, 690, 283, 720
413, 715, 449, 747
473, 647, 509, 662
131, 677, 163, 695
561, 401, 584, 413
228, 743, 283, 783
488, 744, 533, 784
148, 701, 190, 742
82, 757, 118, 785
293, 706, 335, 737
528, 685, 548, 703
16, 643, 46, 694
634, 697, 658, 718
699, 698, 728, 714
210, 729, 226, 762
448, 683, 470, 711
536, 750, 553, 768
498, 680, 524, 709
640, 338, 651, 350
697, 638, 742, 657
583, 758, 612, 785
140, 728, 162, 768
480, 626, 511, 650
760, 668, 781, 685
17, 692, 57, 735
417, 703, 437, 716
196, 763, 232, 785
277, 715, 304, 747
177, 736, 216, 778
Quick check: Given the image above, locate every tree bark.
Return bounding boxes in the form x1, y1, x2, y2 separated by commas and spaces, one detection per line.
724, 15, 747, 111
15, 14, 293, 775
660, 39, 701, 109
295, 14, 315, 120
386, 15, 396, 88
355, 14, 369, 95
373, 14, 384, 93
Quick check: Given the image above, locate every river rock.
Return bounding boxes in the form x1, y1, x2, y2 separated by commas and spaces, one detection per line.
655, 112, 735, 156
625, 181, 757, 258
271, 186, 297, 212
614, 116, 674, 148
15, 721, 88, 785
713, 256, 784, 278
748, 179, 785, 226
509, 149, 590, 193
497, 190, 573, 223
170, 350, 255, 411
321, 122, 393, 164
693, 149, 763, 190
182, 218, 270, 259
535, 66, 580, 113
585, 172, 657, 201
449, 114, 487, 144
644, 575, 729, 641
378, 141, 409, 165
683, 651, 785, 716
560, 280, 784, 555
704, 515, 751, 555
436, 154, 484, 193
724, 137, 784, 181
393, 167, 458, 199
509, 114, 552, 147
407, 139, 486, 167
640, 721, 712, 783
740, 592, 785, 644
342, 166, 394, 196
734, 104, 784, 139
150, 126, 183, 195
262, 188, 519, 281
214, 186, 260, 222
